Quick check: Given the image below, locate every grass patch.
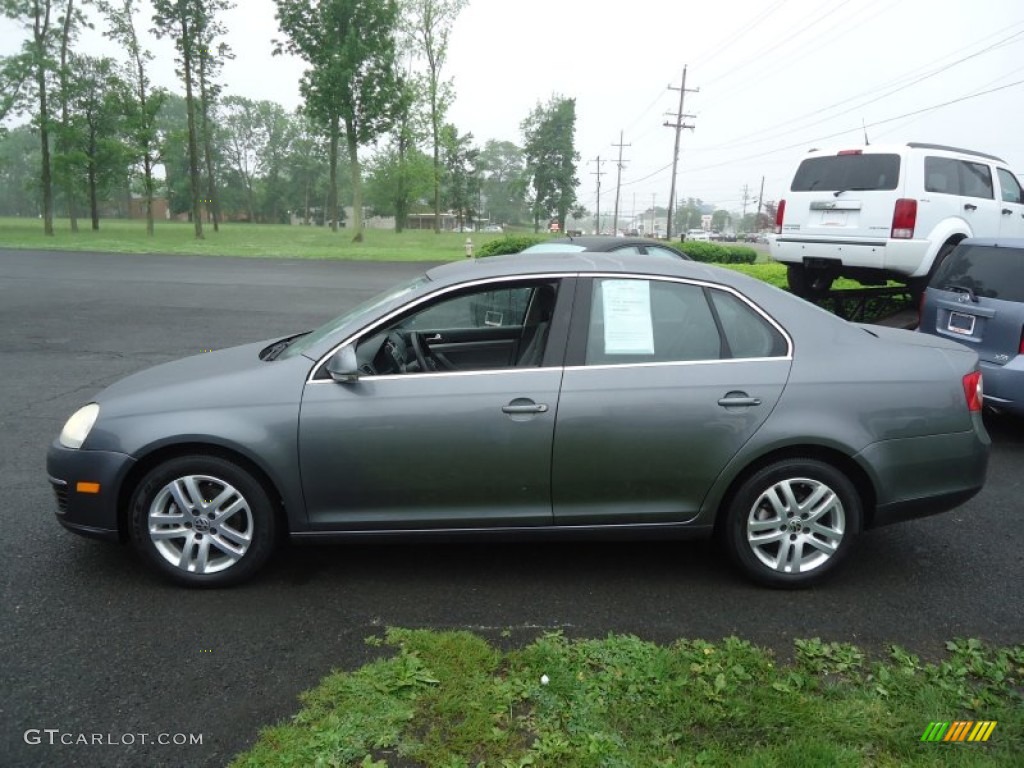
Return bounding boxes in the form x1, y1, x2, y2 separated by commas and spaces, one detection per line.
0, 217, 510, 261
230, 630, 1023, 767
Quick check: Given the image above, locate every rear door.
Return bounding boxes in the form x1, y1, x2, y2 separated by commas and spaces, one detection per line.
551, 276, 792, 525
954, 159, 1001, 236
926, 243, 1024, 365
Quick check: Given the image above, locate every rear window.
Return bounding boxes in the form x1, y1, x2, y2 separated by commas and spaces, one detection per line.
790, 153, 900, 192
931, 244, 1024, 302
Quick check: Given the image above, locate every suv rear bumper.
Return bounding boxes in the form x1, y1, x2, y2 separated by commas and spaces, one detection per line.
770, 237, 932, 277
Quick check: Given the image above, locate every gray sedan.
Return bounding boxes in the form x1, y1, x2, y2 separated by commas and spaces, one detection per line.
47, 253, 990, 588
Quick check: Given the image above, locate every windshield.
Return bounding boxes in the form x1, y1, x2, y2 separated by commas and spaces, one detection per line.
278, 276, 429, 359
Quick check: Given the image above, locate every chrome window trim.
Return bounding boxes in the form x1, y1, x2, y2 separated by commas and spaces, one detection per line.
307, 270, 794, 383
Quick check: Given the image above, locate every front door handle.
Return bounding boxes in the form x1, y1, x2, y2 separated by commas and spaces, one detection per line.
502, 403, 548, 414
964, 203, 978, 211
426, 333, 442, 343
1002, 208, 1013, 215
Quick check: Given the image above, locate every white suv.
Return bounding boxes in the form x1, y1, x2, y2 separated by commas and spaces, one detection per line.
769, 143, 1024, 296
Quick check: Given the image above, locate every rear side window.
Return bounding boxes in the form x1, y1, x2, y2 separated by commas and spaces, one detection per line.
924, 157, 995, 199
932, 244, 1024, 302
790, 153, 900, 192
709, 290, 788, 358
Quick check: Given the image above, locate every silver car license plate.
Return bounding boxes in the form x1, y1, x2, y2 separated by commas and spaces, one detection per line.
947, 311, 976, 336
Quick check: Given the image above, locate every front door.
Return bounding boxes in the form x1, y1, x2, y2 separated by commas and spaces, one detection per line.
299, 277, 573, 530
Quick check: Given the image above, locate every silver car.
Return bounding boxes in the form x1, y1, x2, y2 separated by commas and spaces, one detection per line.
47, 253, 990, 588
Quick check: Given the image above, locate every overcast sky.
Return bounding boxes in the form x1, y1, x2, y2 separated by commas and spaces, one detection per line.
3, 0, 1023, 219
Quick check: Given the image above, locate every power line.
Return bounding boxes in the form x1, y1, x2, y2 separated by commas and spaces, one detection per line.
681, 78, 1024, 175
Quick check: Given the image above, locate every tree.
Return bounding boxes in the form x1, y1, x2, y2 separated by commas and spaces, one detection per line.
364, 140, 432, 231
438, 122, 477, 228
0, 125, 42, 216
193, 1, 233, 230
100, 0, 166, 236
402, 0, 468, 233
154, 91, 191, 216
152, 0, 212, 238
521, 95, 580, 234
711, 209, 731, 232
477, 139, 527, 226
1, 0, 86, 235
275, 0, 405, 242
64, 54, 129, 229
220, 95, 294, 222
283, 111, 327, 225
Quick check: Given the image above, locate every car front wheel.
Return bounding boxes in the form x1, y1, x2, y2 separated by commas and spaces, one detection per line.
129, 455, 277, 587
722, 459, 860, 588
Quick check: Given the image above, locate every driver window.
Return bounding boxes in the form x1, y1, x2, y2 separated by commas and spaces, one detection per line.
355, 280, 559, 375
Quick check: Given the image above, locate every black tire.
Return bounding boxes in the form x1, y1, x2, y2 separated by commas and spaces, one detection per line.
908, 241, 956, 303
722, 458, 861, 588
129, 455, 277, 587
786, 264, 834, 298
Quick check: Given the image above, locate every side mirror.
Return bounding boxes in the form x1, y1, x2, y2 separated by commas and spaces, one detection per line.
325, 345, 361, 383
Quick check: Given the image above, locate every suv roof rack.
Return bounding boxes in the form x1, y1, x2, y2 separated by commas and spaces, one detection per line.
906, 142, 1006, 163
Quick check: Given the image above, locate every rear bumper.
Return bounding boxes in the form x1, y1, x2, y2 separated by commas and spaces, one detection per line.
857, 425, 990, 529
770, 237, 930, 277
46, 441, 135, 540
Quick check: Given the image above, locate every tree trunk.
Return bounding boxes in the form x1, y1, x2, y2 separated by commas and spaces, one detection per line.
327, 116, 339, 233
35, 53, 54, 236
198, 56, 219, 231
88, 157, 99, 230
181, 18, 203, 240
346, 124, 363, 243
59, 0, 78, 233
143, 154, 154, 236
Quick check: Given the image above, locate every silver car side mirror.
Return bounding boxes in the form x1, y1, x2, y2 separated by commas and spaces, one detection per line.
325, 346, 361, 383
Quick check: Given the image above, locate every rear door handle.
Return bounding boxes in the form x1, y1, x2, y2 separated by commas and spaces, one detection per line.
502, 403, 548, 414
426, 333, 442, 342
717, 395, 762, 408
964, 203, 978, 211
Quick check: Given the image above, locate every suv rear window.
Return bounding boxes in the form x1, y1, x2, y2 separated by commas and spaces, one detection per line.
931, 244, 1024, 302
790, 153, 900, 192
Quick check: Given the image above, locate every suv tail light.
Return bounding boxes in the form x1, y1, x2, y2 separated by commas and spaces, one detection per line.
837, 149, 863, 155
891, 199, 917, 239
962, 371, 983, 412
774, 199, 786, 234
1019, 327, 1024, 355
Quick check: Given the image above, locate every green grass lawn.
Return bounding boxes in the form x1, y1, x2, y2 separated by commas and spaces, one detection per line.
230, 629, 1023, 767
0, 217, 511, 261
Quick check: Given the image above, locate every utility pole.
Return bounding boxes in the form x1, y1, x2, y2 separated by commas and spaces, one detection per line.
590, 155, 606, 234
650, 193, 657, 237
611, 130, 630, 237
664, 65, 698, 240
755, 175, 765, 232
740, 183, 753, 228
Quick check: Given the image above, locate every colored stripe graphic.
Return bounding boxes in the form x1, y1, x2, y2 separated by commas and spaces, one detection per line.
921, 721, 997, 742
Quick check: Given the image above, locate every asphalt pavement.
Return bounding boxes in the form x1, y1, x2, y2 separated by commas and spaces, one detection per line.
1, 249, 1021, 768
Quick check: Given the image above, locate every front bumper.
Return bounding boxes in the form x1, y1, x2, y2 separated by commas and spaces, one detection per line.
857, 424, 990, 529
46, 441, 136, 541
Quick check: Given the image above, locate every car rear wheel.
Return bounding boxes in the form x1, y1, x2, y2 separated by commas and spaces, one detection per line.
129, 455, 277, 587
786, 264, 834, 298
722, 459, 860, 588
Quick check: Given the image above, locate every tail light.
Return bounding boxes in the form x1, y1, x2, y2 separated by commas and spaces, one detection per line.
1018, 327, 1024, 355
774, 199, 786, 234
962, 371, 983, 412
837, 149, 863, 156
891, 199, 917, 239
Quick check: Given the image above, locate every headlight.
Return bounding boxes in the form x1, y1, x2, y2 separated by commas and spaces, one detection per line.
59, 403, 100, 449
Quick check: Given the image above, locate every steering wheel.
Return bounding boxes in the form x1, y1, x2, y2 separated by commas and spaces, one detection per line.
382, 331, 409, 374
409, 331, 438, 372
